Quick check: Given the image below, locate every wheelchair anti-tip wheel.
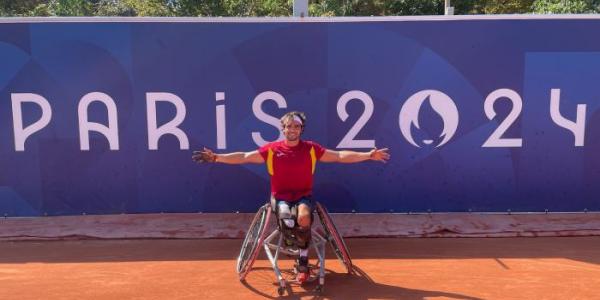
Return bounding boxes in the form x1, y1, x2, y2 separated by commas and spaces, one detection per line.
316, 202, 353, 274
236, 203, 272, 281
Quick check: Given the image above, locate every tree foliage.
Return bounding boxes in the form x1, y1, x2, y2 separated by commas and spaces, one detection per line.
531, 0, 600, 14
457, 0, 535, 14
309, 0, 443, 16
0, 0, 598, 17
95, 0, 174, 16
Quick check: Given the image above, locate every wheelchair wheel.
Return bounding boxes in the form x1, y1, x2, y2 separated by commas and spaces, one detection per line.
315, 202, 353, 274
236, 203, 272, 281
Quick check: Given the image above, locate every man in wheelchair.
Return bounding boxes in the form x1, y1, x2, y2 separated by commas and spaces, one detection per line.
193, 111, 389, 283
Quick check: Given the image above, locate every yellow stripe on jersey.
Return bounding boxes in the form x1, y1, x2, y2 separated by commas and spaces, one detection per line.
310, 147, 317, 174
267, 148, 274, 175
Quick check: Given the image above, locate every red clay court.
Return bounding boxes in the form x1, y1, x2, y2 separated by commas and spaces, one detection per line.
1, 237, 599, 299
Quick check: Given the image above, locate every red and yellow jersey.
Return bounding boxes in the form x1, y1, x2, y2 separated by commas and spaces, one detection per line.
258, 140, 326, 202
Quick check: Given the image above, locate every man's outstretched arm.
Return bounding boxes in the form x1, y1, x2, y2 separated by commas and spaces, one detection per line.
319, 148, 390, 163
192, 147, 264, 164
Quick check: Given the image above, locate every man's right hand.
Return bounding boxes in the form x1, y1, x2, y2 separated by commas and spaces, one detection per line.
192, 147, 217, 163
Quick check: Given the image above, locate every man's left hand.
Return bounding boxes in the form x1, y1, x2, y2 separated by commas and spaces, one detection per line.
369, 148, 390, 163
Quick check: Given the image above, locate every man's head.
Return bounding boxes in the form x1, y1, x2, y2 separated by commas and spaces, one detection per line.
280, 111, 306, 142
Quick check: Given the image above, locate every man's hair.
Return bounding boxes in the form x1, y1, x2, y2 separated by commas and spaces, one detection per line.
280, 111, 306, 129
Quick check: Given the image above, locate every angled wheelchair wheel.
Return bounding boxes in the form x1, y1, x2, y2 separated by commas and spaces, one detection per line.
315, 202, 353, 274
236, 203, 272, 281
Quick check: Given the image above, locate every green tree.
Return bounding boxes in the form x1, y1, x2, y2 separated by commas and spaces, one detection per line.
37, 0, 95, 16
531, 0, 600, 13
4, 0, 600, 17
255, 0, 292, 16
95, 0, 137, 16
0, 0, 47, 16
218, 0, 291, 17
309, 0, 441, 16
307, 0, 531, 17
117, 0, 292, 17
173, 0, 227, 16
382, 0, 443, 16
309, 0, 344, 16
452, 0, 534, 14
95, 0, 174, 16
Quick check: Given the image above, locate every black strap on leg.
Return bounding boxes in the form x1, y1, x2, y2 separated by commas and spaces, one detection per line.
295, 226, 312, 249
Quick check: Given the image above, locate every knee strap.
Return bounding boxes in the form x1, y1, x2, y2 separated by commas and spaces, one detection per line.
295, 226, 312, 249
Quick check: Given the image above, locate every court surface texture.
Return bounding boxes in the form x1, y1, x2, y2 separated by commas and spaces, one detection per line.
1, 237, 599, 299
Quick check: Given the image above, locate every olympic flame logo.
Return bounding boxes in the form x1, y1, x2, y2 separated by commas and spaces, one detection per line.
399, 90, 459, 148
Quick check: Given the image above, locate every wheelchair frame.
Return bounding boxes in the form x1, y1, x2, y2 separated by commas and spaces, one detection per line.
236, 201, 353, 296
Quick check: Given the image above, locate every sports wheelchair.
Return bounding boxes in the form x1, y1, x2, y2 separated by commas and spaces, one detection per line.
236, 199, 353, 296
